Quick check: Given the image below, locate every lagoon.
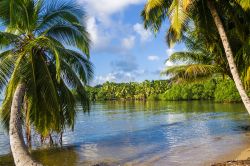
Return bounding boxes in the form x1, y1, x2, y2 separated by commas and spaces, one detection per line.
1, 101, 250, 165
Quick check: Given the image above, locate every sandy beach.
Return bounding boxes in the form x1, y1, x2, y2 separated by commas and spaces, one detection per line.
212, 143, 250, 166
236, 147, 250, 161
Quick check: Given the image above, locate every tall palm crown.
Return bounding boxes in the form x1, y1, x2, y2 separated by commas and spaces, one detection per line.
0, 0, 93, 136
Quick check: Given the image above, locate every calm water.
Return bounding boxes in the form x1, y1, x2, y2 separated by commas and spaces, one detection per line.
1, 101, 250, 166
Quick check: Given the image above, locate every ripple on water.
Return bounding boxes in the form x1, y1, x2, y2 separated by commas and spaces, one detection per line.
0, 101, 250, 166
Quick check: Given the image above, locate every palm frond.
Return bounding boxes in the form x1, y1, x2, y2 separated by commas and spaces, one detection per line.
141, 0, 170, 33
0, 32, 20, 48
58, 48, 94, 83
60, 60, 90, 111
162, 64, 222, 82
168, 0, 189, 40
236, 0, 250, 10
167, 52, 212, 64
30, 52, 60, 136
42, 23, 90, 57
0, 50, 16, 92
184, 64, 221, 78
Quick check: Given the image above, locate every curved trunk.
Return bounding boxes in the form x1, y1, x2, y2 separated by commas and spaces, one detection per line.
24, 97, 31, 148
9, 83, 42, 166
207, 0, 250, 114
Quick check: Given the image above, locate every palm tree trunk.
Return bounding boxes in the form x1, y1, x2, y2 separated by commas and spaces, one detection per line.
9, 83, 42, 166
24, 97, 32, 148
207, 0, 250, 114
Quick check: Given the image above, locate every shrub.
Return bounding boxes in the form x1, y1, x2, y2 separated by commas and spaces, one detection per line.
214, 79, 241, 102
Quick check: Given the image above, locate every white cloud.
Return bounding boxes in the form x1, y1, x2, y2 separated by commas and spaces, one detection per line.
94, 73, 117, 84
165, 48, 181, 67
166, 48, 175, 56
92, 69, 146, 85
77, 0, 144, 18
86, 17, 113, 51
86, 17, 98, 45
93, 71, 133, 85
165, 60, 175, 67
122, 36, 135, 49
133, 23, 152, 42
77, 0, 146, 52
148, 55, 160, 61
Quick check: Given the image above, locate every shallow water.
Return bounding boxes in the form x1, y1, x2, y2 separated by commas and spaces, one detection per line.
1, 101, 250, 165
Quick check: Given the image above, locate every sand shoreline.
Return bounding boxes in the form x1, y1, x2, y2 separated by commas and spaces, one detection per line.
236, 148, 250, 161
212, 146, 250, 166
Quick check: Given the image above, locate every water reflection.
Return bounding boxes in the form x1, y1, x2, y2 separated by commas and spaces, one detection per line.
0, 146, 80, 166
0, 101, 250, 166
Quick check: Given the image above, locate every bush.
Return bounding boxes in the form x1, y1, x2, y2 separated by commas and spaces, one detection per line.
202, 79, 216, 99
162, 80, 217, 101
214, 79, 241, 102
147, 94, 161, 100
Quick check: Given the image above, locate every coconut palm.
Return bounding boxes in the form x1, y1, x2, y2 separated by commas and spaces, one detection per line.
163, 53, 222, 83
161, 31, 231, 82
0, 0, 93, 165
142, 0, 250, 113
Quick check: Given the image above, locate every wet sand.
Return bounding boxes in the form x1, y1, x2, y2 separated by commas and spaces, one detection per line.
236, 148, 250, 161
212, 134, 250, 166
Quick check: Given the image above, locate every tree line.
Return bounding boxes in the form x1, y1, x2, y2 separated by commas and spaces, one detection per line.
86, 78, 242, 103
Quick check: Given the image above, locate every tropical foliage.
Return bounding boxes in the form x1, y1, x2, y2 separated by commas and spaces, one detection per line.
142, 0, 250, 47
214, 79, 241, 102
87, 80, 169, 101
161, 31, 229, 83
87, 78, 242, 103
0, 0, 93, 143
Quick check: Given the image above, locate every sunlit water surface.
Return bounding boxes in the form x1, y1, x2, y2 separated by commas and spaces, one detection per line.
1, 101, 250, 166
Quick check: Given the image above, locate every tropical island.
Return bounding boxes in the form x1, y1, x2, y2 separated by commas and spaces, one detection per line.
0, 0, 250, 166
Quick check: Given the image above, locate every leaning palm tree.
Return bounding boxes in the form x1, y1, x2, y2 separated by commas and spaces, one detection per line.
142, 0, 250, 113
0, 0, 93, 165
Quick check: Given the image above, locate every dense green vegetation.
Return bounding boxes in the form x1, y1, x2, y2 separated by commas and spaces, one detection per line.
86, 78, 243, 103
86, 80, 168, 101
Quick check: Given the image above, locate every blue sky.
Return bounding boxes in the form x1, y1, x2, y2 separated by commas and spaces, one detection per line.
76, 0, 185, 85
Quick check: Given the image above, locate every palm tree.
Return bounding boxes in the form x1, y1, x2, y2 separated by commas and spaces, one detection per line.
142, 0, 250, 113
161, 32, 231, 82
163, 53, 222, 82
0, 0, 93, 165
